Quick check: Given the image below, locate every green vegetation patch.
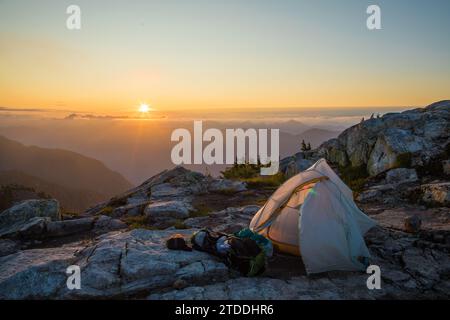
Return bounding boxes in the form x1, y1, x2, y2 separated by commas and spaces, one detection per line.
221, 161, 286, 190
221, 162, 262, 180
99, 206, 114, 215
108, 195, 128, 207
395, 152, 412, 168
242, 172, 286, 190
123, 216, 157, 230
173, 219, 188, 229
338, 164, 369, 193
189, 204, 213, 218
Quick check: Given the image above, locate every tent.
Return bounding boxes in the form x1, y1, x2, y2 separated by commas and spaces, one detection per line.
249, 158, 376, 274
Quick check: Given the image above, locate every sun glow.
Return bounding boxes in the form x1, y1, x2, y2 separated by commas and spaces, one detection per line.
139, 103, 151, 113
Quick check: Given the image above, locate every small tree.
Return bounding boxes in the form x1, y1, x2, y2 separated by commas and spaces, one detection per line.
301, 139, 307, 151
306, 142, 311, 151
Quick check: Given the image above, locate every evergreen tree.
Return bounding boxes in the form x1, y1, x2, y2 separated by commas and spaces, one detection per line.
301, 139, 307, 151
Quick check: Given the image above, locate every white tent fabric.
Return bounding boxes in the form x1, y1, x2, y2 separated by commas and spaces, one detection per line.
249, 158, 376, 274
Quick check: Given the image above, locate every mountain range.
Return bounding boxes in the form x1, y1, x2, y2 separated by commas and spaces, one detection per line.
0, 121, 340, 183
0, 135, 133, 212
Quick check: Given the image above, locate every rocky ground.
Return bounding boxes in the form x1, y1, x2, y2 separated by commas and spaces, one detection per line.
0, 101, 449, 300
0, 164, 449, 300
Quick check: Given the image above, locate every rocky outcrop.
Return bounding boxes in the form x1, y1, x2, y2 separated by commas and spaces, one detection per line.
149, 225, 450, 300
208, 179, 247, 193
144, 200, 193, 228
0, 239, 20, 257
0, 226, 446, 299
0, 229, 230, 299
279, 152, 315, 178
1, 201, 449, 300
357, 184, 397, 203
0, 199, 60, 238
385, 168, 418, 185
184, 205, 261, 234
282, 101, 450, 177
85, 166, 248, 229
0, 199, 126, 241
145, 200, 192, 220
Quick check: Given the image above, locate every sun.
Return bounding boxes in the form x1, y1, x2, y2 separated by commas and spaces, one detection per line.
138, 103, 151, 113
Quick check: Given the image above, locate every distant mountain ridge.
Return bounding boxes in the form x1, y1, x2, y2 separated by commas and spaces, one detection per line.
0, 170, 108, 212
0, 135, 133, 211
0, 123, 341, 183
295, 128, 340, 149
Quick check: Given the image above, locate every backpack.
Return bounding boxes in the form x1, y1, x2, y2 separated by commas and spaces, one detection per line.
190, 229, 267, 277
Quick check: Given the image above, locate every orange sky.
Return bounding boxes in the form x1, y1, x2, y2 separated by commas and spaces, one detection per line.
1, 1, 449, 114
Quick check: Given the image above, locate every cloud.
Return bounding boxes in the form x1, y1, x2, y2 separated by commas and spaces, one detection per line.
63, 113, 167, 120
0, 106, 78, 114
64, 113, 130, 120
0, 106, 49, 112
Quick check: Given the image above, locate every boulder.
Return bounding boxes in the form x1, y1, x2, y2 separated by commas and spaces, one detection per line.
386, 168, 418, 185
148, 168, 208, 200
0, 239, 20, 257
421, 182, 450, 206
46, 217, 95, 238
317, 139, 348, 167
86, 166, 209, 217
16, 217, 48, 238
0, 199, 60, 238
208, 179, 247, 193
279, 152, 315, 177
93, 215, 127, 233
126, 190, 149, 205
367, 129, 425, 176
21, 215, 127, 240
112, 202, 147, 217
150, 183, 186, 199
144, 200, 192, 220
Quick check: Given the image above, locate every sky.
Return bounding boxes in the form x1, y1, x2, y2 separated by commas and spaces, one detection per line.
1, 0, 450, 115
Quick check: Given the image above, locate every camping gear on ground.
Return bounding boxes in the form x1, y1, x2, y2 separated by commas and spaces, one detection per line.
234, 228, 273, 257
191, 229, 227, 255
190, 229, 268, 277
216, 236, 231, 256
226, 236, 266, 277
249, 158, 377, 274
166, 234, 192, 251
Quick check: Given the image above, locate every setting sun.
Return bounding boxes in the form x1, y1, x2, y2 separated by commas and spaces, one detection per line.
138, 104, 151, 113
